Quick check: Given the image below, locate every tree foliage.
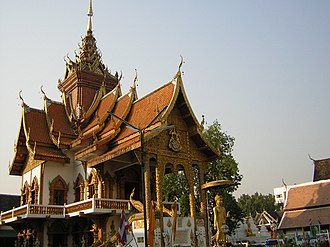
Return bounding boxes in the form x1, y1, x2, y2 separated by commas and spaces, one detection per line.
237, 192, 280, 218
162, 172, 190, 216
162, 120, 243, 233
203, 120, 243, 233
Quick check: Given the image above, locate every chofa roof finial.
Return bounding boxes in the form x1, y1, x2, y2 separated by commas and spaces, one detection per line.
178, 55, 184, 72
40, 85, 47, 99
19, 90, 25, 106
134, 69, 138, 86
174, 55, 185, 79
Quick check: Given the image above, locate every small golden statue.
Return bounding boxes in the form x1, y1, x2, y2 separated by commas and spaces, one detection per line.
212, 194, 229, 246
90, 224, 99, 243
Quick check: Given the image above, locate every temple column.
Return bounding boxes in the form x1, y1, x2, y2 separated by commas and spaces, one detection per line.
155, 157, 164, 213
199, 163, 206, 214
155, 157, 165, 247
144, 155, 151, 221
199, 163, 210, 247
185, 163, 196, 218
184, 162, 199, 247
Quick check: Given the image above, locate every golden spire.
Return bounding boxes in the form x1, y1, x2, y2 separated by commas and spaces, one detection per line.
87, 0, 93, 34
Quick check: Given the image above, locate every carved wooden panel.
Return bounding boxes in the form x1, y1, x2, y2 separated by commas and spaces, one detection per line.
23, 155, 43, 174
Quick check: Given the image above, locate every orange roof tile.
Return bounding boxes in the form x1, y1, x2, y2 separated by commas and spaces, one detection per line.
87, 76, 219, 166
23, 106, 68, 161
45, 99, 77, 142
279, 207, 330, 229
285, 181, 330, 211
98, 92, 134, 140
74, 90, 135, 160
24, 108, 54, 145
114, 82, 175, 142
82, 85, 118, 135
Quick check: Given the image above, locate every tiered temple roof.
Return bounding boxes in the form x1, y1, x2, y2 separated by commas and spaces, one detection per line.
9, 0, 218, 176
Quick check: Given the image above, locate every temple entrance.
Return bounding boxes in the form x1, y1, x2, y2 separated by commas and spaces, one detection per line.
119, 165, 142, 200
52, 234, 66, 247
48, 220, 68, 247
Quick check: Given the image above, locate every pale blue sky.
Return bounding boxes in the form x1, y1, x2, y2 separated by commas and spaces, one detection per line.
0, 1, 329, 197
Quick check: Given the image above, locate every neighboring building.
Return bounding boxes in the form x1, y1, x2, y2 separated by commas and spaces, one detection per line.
274, 184, 296, 212
312, 157, 330, 182
229, 216, 272, 245
0, 194, 20, 246
0, 194, 20, 211
254, 210, 279, 231
0, 1, 219, 247
273, 186, 289, 206
229, 211, 281, 245
278, 179, 330, 245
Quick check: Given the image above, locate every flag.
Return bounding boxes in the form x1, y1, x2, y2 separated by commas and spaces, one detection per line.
118, 209, 127, 245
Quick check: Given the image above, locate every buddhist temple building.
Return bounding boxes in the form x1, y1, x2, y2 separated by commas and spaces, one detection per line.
277, 156, 330, 245
0, 1, 219, 246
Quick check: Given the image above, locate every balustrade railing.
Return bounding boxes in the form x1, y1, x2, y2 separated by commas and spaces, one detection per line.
0, 198, 130, 224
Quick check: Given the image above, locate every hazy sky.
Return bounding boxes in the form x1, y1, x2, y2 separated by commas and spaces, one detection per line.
0, 1, 329, 197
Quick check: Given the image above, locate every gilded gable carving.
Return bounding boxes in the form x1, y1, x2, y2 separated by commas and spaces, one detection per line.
23, 155, 44, 174
168, 128, 182, 152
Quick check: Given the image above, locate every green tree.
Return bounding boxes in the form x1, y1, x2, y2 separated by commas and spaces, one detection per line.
203, 120, 243, 234
237, 192, 280, 218
162, 172, 190, 216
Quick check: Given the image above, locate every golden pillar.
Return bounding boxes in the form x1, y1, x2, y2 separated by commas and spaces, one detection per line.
144, 155, 151, 220
155, 157, 165, 247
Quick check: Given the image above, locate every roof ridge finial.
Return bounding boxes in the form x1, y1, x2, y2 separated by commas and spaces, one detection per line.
133, 69, 138, 86
174, 55, 185, 79
87, 0, 93, 34
19, 90, 25, 107
130, 69, 138, 99
40, 85, 48, 99
178, 55, 184, 72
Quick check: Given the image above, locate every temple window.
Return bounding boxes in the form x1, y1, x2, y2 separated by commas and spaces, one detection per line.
21, 181, 30, 205
30, 177, 39, 204
54, 190, 65, 205
74, 174, 84, 202
49, 175, 68, 205
87, 170, 99, 199
88, 184, 95, 198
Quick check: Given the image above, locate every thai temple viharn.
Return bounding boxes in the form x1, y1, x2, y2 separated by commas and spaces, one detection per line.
0, 1, 221, 247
